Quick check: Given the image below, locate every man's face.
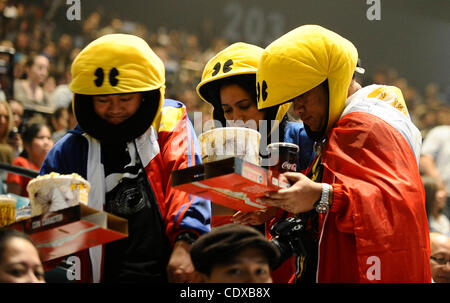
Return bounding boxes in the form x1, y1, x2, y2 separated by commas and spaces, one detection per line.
93, 93, 142, 125
292, 83, 329, 132
430, 234, 450, 283
200, 247, 273, 283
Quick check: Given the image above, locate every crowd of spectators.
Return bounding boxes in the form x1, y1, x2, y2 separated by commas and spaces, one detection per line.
1, 1, 449, 133
0, 0, 449, 283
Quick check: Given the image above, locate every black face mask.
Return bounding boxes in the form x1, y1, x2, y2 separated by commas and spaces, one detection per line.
74, 90, 160, 144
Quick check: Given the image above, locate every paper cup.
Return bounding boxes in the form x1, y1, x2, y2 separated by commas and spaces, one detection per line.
0, 195, 17, 227
266, 142, 299, 173
198, 127, 261, 165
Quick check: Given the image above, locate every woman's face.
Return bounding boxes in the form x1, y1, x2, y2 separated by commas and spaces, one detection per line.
28, 55, 49, 85
0, 238, 45, 283
25, 126, 53, 163
9, 102, 24, 128
220, 84, 265, 126
52, 109, 69, 131
0, 104, 9, 139
93, 93, 142, 125
436, 187, 448, 211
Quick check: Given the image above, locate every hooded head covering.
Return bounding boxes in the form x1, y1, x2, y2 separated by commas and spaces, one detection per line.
70, 34, 166, 143
196, 42, 291, 133
256, 25, 358, 138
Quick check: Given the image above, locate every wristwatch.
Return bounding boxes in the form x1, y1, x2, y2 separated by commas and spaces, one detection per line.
314, 183, 332, 213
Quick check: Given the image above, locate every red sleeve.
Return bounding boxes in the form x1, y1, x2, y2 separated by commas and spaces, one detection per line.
148, 105, 210, 244
6, 157, 32, 196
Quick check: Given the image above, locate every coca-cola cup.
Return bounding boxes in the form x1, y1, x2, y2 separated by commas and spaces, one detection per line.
266, 142, 299, 175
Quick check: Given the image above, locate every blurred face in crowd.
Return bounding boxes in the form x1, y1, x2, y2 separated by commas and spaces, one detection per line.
430, 233, 450, 283
0, 103, 9, 139
9, 101, 24, 128
199, 247, 273, 283
220, 84, 265, 126
28, 55, 49, 85
435, 186, 448, 213
93, 93, 142, 125
25, 125, 53, 165
292, 82, 329, 132
52, 108, 69, 131
0, 237, 45, 283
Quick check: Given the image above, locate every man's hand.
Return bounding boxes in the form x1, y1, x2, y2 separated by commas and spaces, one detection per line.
258, 172, 322, 214
167, 240, 195, 283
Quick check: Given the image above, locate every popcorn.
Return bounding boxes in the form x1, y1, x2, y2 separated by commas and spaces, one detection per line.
198, 127, 261, 165
27, 173, 90, 217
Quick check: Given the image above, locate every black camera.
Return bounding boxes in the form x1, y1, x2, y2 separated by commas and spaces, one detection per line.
270, 217, 310, 268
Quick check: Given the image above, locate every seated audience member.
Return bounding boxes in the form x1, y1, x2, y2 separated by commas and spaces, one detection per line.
429, 232, 450, 283
7, 99, 24, 157
0, 228, 45, 283
49, 106, 69, 143
6, 122, 53, 197
0, 100, 14, 193
190, 224, 279, 283
66, 102, 77, 131
0, 100, 14, 161
13, 54, 51, 109
423, 175, 450, 237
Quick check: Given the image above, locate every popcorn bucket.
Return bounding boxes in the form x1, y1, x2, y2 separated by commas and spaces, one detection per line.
0, 195, 17, 227
27, 173, 90, 217
198, 127, 261, 165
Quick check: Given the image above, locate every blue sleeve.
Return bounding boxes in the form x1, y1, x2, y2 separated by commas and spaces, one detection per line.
284, 121, 316, 171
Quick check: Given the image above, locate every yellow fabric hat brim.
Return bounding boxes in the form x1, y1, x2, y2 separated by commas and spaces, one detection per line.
196, 42, 263, 106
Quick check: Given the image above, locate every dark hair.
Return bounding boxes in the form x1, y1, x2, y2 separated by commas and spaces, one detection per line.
21, 122, 50, 146
20, 122, 51, 158
218, 74, 258, 106
0, 229, 37, 263
422, 175, 438, 218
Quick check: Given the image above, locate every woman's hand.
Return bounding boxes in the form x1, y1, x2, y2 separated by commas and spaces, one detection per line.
232, 206, 279, 225
258, 172, 322, 214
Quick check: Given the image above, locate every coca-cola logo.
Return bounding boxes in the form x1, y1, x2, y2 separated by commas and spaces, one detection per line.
281, 161, 297, 171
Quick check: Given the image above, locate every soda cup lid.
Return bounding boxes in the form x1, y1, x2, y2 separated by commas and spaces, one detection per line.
266, 142, 299, 152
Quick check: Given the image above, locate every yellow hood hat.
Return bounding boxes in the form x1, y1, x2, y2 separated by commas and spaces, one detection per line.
196, 42, 290, 127
70, 33, 165, 97
70, 34, 166, 143
257, 25, 358, 135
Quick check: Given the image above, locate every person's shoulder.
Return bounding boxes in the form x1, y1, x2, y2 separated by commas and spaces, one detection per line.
163, 98, 185, 109
285, 121, 306, 132
11, 156, 28, 166
426, 125, 450, 136
51, 127, 87, 153
156, 99, 188, 133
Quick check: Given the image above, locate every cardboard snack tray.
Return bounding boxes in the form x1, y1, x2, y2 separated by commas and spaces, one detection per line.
7, 204, 128, 263
172, 157, 288, 212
